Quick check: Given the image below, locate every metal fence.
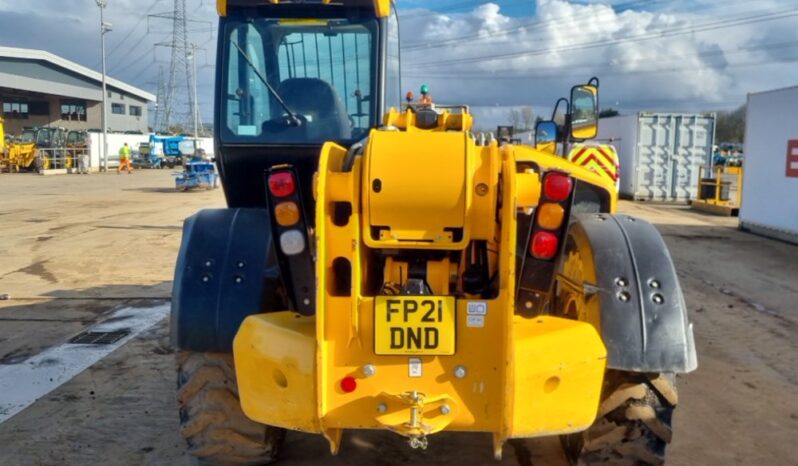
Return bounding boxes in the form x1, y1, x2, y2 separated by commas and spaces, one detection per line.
692, 165, 744, 216
37, 147, 91, 173
697, 166, 743, 207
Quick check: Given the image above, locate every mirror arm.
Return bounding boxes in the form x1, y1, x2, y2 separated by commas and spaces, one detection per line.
588, 76, 600, 88
551, 97, 570, 121
563, 113, 572, 157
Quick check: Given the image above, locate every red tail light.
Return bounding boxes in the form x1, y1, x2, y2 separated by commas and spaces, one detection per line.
268, 172, 296, 198
530, 231, 559, 260
543, 172, 573, 202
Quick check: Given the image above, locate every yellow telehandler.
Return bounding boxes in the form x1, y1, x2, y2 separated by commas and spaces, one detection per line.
170, 2, 697, 465
0, 118, 38, 173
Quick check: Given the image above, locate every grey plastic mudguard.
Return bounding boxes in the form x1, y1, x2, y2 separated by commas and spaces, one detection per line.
170, 208, 288, 352
563, 213, 698, 374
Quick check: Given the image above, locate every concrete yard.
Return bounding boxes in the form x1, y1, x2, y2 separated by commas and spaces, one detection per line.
0, 171, 797, 466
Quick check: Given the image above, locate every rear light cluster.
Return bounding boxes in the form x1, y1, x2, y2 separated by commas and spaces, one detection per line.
268, 170, 305, 256
529, 172, 574, 260
266, 167, 315, 316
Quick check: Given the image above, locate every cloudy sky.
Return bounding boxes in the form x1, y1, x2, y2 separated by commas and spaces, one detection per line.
1, 0, 796, 128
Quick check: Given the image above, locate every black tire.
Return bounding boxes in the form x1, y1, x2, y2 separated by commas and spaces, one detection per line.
561, 371, 678, 466
176, 352, 286, 466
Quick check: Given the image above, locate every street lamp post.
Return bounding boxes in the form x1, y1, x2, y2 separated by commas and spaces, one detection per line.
97, 0, 111, 172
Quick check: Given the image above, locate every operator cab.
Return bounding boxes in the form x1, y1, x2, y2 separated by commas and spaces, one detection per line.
215, 0, 400, 207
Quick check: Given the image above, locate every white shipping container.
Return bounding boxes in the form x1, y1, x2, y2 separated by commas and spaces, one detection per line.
740, 85, 798, 244
88, 133, 150, 169
598, 113, 716, 202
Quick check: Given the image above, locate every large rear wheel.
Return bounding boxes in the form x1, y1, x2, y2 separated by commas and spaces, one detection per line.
561, 371, 677, 466
176, 352, 286, 466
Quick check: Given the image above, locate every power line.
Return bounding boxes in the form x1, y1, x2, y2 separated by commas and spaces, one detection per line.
406, 56, 798, 85
404, 40, 798, 80
92, 0, 160, 69
407, 6, 798, 68
109, 43, 160, 76
107, 30, 153, 74
127, 57, 157, 84
106, 0, 161, 59
404, 57, 798, 115
401, 0, 659, 51
405, 7, 798, 69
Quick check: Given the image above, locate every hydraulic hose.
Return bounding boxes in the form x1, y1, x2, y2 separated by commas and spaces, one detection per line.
342, 137, 368, 172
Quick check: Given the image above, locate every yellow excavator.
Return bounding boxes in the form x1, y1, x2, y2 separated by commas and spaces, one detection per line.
169, 1, 697, 465
0, 118, 38, 173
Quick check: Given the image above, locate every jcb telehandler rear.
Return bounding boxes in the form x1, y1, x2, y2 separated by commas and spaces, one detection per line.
171, 1, 697, 464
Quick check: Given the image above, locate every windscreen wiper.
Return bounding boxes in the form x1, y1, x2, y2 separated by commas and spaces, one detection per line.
231, 40, 302, 127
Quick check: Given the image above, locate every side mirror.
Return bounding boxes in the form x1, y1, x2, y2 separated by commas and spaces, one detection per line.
570, 84, 598, 140
535, 120, 558, 154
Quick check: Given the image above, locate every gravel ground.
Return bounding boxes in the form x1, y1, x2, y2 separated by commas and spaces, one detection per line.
0, 171, 796, 466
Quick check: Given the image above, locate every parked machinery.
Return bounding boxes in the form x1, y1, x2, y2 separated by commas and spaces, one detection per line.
136, 141, 164, 169
0, 117, 7, 170
34, 127, 68, 170
174, 160, 219, 191
496, 125, 521, 144
692, 143, 744, 216
0, 119, 38, 173
20, 127, 36, 143
66, 130, 91, 174
170, 2, 697, 465
147, 134, 196, 168
713, 142, 744, 167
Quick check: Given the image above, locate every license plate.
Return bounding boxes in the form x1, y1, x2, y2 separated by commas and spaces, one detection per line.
374, 296, 456, 355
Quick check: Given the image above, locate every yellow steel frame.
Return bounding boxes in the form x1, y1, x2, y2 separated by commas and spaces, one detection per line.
234, 107, 611, 457
6, 144, 38, 172
692, 165, 743, 216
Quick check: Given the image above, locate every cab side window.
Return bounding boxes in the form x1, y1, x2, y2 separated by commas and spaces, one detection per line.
385, 7, 402, 112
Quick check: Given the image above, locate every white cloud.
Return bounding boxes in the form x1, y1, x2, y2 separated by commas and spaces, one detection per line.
400, 0, 798, 127
0, 0, 796, 129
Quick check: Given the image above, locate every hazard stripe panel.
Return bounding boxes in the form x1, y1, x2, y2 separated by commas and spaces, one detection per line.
568, 145, 619, 183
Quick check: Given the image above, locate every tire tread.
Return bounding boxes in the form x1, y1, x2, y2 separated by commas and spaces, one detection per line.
563, 372, 676, 466
177, 352, 285, 466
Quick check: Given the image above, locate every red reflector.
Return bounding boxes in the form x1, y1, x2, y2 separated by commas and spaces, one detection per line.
543, 172, 573, 202
530, 231, 559, 260
340, 376, 357, 393
268, 172, 296, 198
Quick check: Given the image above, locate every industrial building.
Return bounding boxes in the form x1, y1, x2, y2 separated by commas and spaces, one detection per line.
0, 46, 155, 136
